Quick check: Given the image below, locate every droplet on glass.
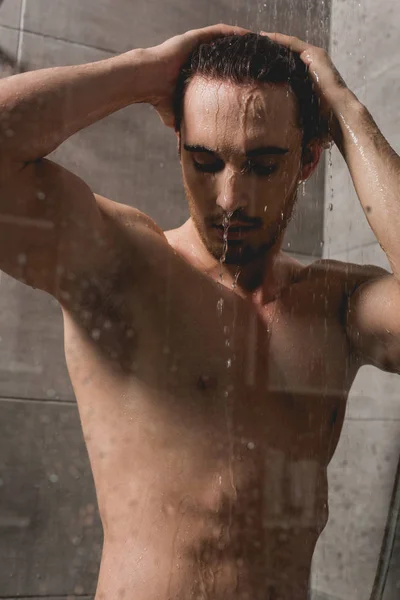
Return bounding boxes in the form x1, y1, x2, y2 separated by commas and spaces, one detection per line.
91, 329, 101, 341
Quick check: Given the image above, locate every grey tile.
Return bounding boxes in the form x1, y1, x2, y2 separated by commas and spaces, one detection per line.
22, 0, 246, 53
330, 0, 400, 92
354, 57, 400, 157
325, 0, 400, 257
0, 398, 102, 596
0, 272, 75, 401
0, 0, 21, 29
309, 591, 341, 600
327, 243, 391, 270
323, 144, 377, 256
383, 512, 400, 600
283, 156, 325, 256
311, 418, 400, 600
23, 0, 329, 54
347, 366, 400, 421
0, 24, 19, 78
20, 29, 114, 70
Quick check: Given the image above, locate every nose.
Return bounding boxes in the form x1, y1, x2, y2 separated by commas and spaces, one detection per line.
216, 168, 251, 213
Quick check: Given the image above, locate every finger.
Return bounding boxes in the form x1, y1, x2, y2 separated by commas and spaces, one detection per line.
260, 31, 309, 54
188, 23, 250, 44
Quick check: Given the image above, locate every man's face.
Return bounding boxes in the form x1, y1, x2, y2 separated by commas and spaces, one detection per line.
179, 76, 308, 265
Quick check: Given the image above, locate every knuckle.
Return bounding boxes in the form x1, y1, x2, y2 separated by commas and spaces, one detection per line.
316, 47, 328, 57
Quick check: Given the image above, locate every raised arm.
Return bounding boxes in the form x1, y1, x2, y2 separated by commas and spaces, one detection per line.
0, 24, 248, 302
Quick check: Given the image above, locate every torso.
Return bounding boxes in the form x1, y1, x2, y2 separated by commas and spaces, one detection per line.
60, 223, 360, 600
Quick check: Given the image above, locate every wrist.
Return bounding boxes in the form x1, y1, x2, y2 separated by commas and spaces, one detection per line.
107, 48, 164, 106
330, 87, 364, 120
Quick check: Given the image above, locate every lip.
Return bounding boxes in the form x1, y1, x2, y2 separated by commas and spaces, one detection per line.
212, 224, 260, 240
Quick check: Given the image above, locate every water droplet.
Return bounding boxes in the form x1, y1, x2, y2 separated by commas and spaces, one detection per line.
217, 298, 224, 316
328, 203, 333, 211
48, 473, 58, 483
36, 191, 46, 200
91, 328, 101, 341
247, 442, 255, 450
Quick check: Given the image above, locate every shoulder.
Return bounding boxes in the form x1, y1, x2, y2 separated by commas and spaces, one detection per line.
94, 193, 166, 239
284, 257, 390, 321
296, 258, 390, 294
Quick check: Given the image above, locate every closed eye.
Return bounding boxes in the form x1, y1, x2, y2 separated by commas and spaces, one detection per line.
243, 162, 277, 176
192, 159, 224, 173
192, 159, 277, 177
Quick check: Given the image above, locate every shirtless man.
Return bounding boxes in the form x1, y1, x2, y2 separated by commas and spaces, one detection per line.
1, 24, 399, 600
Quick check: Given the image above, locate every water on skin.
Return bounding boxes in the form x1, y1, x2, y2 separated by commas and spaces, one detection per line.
216, 89, 265, 552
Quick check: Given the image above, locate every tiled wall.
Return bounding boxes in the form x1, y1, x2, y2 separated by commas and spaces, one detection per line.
311, 0, 400, 598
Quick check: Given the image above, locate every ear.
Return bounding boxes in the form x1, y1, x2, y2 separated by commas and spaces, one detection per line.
299, 139, 323, 182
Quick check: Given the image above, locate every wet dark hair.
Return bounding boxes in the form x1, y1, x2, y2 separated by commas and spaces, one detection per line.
174, 32, 323, 153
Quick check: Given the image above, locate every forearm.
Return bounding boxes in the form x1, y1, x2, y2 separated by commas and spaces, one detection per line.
0, 48, 156, 177
333, 89, 400, 275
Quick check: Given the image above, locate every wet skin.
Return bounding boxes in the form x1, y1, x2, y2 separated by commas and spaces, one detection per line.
59, 82, 364, 599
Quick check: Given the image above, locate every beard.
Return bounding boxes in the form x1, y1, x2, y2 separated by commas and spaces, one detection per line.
184, 181, 298, 267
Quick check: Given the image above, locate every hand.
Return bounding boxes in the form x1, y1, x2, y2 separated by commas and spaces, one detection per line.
145, 24, 249, 128
260, 32, 351, 149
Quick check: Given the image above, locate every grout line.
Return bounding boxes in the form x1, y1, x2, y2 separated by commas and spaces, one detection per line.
0, 395, 75, 406
346, 417, 400, 422
1, 23, 117, 57
0, 592, 93, 600
324, 239, 384, 257
0, 395, 398, 420
16, 0, 26, 69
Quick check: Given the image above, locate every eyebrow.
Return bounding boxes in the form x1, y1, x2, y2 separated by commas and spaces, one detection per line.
183, 144, 289, 156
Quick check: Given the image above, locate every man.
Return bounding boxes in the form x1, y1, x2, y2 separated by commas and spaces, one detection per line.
0, 23, 399, 600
